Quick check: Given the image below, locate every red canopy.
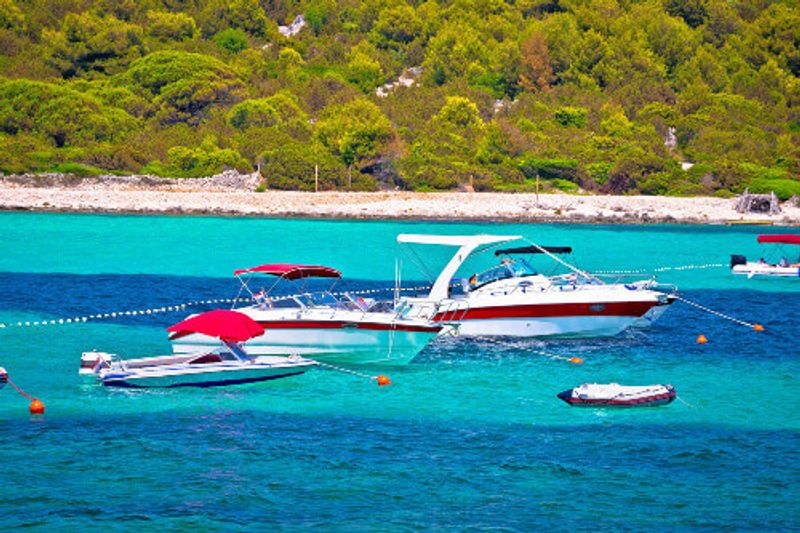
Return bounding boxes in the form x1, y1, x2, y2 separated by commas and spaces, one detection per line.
167, 310, 265, 343
233, 263, 342, 280
757, 234, 800, 245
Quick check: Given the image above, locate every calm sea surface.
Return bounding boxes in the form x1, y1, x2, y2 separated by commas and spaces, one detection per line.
0, 213, 797, 531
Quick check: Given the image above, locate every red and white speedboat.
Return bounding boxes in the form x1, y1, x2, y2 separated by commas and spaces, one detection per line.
397, 234, 675, 338
731, 234, 800, 278
170, 264, 442, 365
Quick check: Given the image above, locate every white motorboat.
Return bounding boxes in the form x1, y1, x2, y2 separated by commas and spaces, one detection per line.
87, 310, 316, 388
731, 234, 800, 278
397, 234, 675, 338
170, 264, 442, 365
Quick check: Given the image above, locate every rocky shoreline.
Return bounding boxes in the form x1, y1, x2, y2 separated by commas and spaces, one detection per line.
0, 172, 798, 225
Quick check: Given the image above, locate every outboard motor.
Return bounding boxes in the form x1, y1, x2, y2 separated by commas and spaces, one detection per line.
730, 254, 747, 268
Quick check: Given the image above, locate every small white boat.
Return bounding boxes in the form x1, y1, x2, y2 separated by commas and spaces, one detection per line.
731, 234, 800, 278
557, 383, 676, 407
86, 310, 316, 388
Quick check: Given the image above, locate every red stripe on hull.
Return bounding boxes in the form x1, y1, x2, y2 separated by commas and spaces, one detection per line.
433, 301, 657, 322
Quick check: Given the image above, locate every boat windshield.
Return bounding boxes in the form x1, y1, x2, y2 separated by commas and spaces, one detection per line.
467, 258, 538, 290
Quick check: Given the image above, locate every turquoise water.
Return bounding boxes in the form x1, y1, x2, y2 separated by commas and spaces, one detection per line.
0, 213, 798, 530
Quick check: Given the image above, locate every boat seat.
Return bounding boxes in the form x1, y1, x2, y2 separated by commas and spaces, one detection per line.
188, 353, 224, 365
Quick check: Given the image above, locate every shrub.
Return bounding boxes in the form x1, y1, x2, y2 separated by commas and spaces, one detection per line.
554, 106, 588, 128
50, 162, 104, 176
518, 157, 579, 181
746, 177, 800, 201
214, 29, 248, 55
146, 11, 197, 41
585, 162, 613, 185
141, 135, 250, 177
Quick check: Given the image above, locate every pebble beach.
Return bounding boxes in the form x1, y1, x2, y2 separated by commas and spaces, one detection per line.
1, 172, 798, 225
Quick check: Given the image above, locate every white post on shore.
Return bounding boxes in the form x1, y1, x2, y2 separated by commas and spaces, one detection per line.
315, 164, 319, 193
536, 172, 540, 208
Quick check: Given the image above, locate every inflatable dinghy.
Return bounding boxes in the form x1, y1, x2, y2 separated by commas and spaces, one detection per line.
558, 383, 676, 407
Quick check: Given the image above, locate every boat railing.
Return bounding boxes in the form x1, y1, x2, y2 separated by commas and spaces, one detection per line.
435, 299, 471, 324
397, 298, 437, 321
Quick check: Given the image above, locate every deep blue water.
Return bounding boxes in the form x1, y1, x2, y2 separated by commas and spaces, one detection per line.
0, 213, 798, 531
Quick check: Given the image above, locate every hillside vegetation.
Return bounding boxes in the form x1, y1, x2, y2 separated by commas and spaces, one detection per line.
0, 0, 798, 196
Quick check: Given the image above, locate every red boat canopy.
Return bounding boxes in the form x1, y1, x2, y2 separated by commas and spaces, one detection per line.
233, 263, 342, 280
167, 310, 265, 343
757, 234, 800, 245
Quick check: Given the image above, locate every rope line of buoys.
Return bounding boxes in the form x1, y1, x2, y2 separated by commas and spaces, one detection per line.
676, 295, 764, 332
0, 285, 433, 331
0, 367, 45, 414
594, 263, 726, 275
311, 360, 391, 386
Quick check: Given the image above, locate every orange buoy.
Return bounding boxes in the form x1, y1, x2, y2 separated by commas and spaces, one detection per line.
29, 399, 45, 415
696, 334, 708, 344
753, 324, 764, 332
569, 357, 584, 365
376, 375, 391, 387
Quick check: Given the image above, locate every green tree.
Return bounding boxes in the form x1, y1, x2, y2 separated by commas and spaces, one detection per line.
371, 5, 422, 49
401, 96, 486, 190
0, 78, 136, 147
119, 50, 243, 124
145, 11, 197, 42
345, 41, 385, 93
0, 0, 24, 31
198, 0, 273, 38
227, 91, 310, 136
44, 12, 146, 78
315, 98, 393, 188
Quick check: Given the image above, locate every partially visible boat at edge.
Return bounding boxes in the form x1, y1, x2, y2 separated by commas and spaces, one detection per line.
397, 234, 676, 338
85, 310, 316, 388
170, 264, 443, 366
731, 234, 800, 278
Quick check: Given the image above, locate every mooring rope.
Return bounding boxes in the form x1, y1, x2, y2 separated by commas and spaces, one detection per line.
311, 360, 391, 386
491, 338, 584, 364
674, 294, 762, 330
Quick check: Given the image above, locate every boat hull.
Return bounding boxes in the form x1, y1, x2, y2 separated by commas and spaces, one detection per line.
100, 361, 310, 388
439, 299, 666, 338
732, 264, 800, 278
172, 326, 439, 365
453, 315, 639, 338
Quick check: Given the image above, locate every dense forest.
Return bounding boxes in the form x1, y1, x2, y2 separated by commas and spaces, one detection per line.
0, 0, 798, 196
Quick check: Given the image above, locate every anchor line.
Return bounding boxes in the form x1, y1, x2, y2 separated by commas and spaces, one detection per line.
311, 360, 378, 380
0, 285, 433, 331
674, 295, 758, 329
491, 338, 581, 364
6, 376, 35, 401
